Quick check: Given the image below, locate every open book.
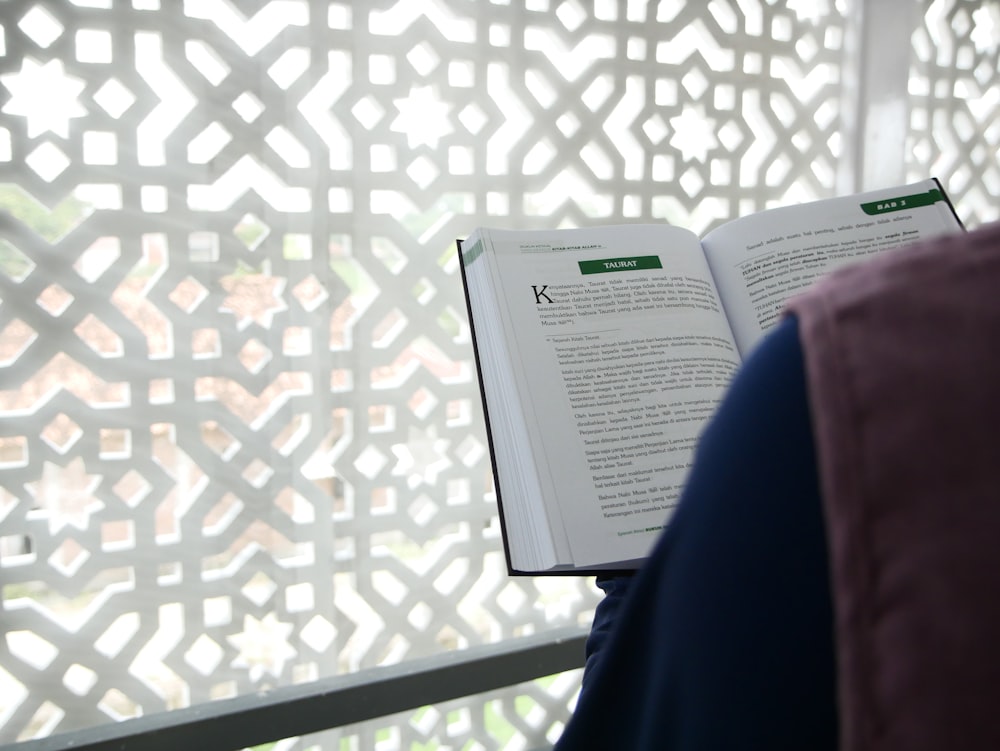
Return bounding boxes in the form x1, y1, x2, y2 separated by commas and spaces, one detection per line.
458, 179, 962, 575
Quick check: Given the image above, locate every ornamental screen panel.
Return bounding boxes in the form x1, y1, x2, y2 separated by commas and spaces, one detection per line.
905, 0, 1000, 222
0, 0, 997, 748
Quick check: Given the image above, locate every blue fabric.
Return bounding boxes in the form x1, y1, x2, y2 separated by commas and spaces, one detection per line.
557, 316, 837, 750
582, 574, 634, 687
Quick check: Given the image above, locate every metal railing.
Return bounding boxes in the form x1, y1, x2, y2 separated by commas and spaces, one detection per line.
3, 627, 588, 751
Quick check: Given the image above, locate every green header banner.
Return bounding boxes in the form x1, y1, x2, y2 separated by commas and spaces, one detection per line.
860, 188, 943, 215
578, 255, 663, 275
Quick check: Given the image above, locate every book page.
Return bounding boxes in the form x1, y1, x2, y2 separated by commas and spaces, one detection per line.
479, 224, 741, 570
701, 180, 963, 355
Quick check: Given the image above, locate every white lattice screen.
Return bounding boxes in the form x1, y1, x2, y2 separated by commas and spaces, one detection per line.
0, 0, 997, 748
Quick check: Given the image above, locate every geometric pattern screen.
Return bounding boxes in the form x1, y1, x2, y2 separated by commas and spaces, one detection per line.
1, 0, 997, 747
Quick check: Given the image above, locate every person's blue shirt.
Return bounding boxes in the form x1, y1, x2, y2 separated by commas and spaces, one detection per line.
559, 315, 837, 750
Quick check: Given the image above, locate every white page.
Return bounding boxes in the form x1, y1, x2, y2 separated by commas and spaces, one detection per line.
701, 180, 963, 355
480, 224, 741, 569
463, 235, 558, 572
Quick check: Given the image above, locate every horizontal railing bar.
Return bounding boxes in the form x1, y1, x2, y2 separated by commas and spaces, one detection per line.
5, 626, 588, 751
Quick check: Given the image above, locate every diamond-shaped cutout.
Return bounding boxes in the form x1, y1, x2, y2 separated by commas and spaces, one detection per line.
0, 240, 35, 282
242, 571, 277, 607
458, 103, 487, 135
681, 67, 709, 100
412, 277, 436, 305
37, 284, 74, 316
406, 155, 439, 190
42, 413, 83, 453
436, 623, 461, 649
242, 458, 274, 489
454, 434, 486, 467
408, 494, 438, 527
63, 663, 98, 697
718, 119, 744, 152
48, 538, 89, 577
556, 111, 581, 138
300, 615, 336, 652
26, 141, 70, 182
112, 470, 152, 508
643, 113, 668, 144
93, 77, 136, 119
351, 96, 384, 129
239, 338, 273, 374
233, 213, 269, 250
169, 276, 209, 313
496, 581, 527, 616
556, 0, 587, 32
408, 387, 438, 420
232, 91, 264, 123
19, 6, 64, 48
185, 634, 225, 676
679, 166, 705, 197
354, 445, 388, 479
292, 274, 329, 312
407, 42, 440, 75
408, 601, 433, 630
0, 319, 37, 366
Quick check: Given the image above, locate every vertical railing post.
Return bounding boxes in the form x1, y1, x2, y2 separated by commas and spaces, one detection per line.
839, 0, 922, 193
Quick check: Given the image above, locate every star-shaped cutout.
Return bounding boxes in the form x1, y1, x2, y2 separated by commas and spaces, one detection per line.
220, 273, 288, 330
669, 105, 720, 163
228, 612, 297, 681
391, 86, 453, 148
26, 458, 104, 534
972, 3, 1000, 54
392, 425, 452, 488
1, 58, 88, 138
